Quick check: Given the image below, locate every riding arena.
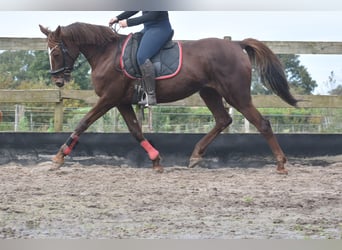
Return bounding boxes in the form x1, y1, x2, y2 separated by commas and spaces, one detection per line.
0, 22, 341, 239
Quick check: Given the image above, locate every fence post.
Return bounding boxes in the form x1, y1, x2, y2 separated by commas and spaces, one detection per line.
54, 91, 63, 132
148, 107, 153, 132
14, 104, 25, 132
244, 118, 250, 133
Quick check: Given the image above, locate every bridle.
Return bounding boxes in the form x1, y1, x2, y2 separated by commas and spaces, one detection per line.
47, 26, 122, 79
48, 41, 76, 76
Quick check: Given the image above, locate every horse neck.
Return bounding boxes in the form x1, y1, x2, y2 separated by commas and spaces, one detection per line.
78, 41, 119, 69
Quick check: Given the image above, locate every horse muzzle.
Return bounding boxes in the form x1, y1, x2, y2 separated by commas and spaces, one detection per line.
52, 74, 71, 88
51, 70, 72, 88
54, 77, 65, 88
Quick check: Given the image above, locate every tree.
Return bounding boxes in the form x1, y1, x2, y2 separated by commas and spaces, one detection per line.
329, 85, 342, 95
26, 50, 51, 85
280, 54, 317, 94
325, 71, 342, 95
0, 50, 51, 88
0, 50, 91, 90
0, 50, 35, 88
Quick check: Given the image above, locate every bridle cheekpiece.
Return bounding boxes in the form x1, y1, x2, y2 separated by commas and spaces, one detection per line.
48, 41, 75, 76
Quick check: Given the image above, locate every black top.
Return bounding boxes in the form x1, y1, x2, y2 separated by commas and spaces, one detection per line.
116, 11, 169, 27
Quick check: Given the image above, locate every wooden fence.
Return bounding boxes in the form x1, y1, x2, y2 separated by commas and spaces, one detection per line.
1, 37, 342, 132
0, 89, 341, 132
1, 37, 342, 54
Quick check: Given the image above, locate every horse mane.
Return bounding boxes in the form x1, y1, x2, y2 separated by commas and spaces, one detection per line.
59, 22, 118, 46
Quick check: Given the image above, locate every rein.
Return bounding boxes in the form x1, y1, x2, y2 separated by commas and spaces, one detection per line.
110, 24, 125, 73
111, 23, 121, 34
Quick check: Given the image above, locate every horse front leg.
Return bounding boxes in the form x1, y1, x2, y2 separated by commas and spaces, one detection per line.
117, 104, 163, 173
52, 98, 115, 167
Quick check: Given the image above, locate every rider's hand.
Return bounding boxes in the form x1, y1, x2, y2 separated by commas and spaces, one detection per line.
109, 17, 118, 26
119, 19, 128, 28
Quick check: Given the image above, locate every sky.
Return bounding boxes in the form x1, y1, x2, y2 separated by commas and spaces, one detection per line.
0, 11, 341, 94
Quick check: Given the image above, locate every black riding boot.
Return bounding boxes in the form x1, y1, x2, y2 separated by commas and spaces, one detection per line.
138, 59, 157, 106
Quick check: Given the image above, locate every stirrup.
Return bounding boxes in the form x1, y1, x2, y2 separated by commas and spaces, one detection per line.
138, 93, 156, 107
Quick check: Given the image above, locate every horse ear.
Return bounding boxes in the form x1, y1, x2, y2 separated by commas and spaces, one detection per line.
55, 26, 62, 38
39, 24, 50, 36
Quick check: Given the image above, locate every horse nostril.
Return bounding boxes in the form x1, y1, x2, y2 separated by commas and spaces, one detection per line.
56, 82, 64, 88
55, 79, 65, 88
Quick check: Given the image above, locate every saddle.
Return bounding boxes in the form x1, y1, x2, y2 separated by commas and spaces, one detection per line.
120, 32, 182, 80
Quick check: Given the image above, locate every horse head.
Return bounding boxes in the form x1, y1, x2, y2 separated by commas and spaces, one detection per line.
39, 24, 80, 87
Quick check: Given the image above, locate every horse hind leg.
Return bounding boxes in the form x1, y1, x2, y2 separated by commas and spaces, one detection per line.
189, 88, 232, 168
237, 102, 288, 174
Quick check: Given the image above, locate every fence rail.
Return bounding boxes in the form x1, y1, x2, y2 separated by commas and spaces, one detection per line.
2, 89, 342, 107
1, 37, 342, 54
0, 89, 341, 132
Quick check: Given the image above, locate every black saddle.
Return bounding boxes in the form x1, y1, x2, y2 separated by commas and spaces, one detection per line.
120, 31, 182, 80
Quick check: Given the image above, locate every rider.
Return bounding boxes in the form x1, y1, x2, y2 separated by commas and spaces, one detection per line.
109, 11, 173, 106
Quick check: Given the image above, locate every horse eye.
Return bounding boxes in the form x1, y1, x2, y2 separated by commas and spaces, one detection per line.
52, 51, 61, 58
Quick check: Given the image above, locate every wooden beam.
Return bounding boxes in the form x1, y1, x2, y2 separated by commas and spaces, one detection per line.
177, 40, 342, 54
0, 90, 60, 103
162, 94, 342, 108
54, 102, 64, 132
0, 37, 46, 51
61, 89, 98, 104
262, 41, 342, 54
1, 90, 341, 108
295, 95, 342, 108
252, 95, 342, 108
1, 37, 342, 55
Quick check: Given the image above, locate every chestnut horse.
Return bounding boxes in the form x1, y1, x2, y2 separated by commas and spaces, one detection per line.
39, 22, 297, 174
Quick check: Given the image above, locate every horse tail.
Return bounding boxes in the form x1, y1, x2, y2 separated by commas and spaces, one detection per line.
239, 38, 298, 107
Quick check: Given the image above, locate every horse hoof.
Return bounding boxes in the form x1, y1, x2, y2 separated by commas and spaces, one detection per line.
276, 167, 289, 175
188, 157, 202, 168
153, 165, 164, 173
51, 155, 64, 170
48, 162, 63, 171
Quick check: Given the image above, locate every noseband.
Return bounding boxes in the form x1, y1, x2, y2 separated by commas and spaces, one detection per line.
48, 41, 75, 76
